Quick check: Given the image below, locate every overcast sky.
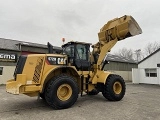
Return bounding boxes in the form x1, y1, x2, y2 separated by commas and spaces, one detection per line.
0, 0, 160, 53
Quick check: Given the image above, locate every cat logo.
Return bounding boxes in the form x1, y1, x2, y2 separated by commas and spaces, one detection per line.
47, 57, 66, 65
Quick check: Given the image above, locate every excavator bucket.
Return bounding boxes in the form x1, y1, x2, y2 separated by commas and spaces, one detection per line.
98, 15, 142, 42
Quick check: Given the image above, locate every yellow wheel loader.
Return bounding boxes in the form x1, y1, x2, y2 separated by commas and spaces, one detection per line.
6, 15, 142, 109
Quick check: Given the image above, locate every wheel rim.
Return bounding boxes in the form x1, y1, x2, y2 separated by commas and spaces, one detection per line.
57, 84, 72, 101
113, 81, 122, 94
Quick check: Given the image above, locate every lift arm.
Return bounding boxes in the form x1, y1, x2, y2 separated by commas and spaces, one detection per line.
91, 15, 142, 69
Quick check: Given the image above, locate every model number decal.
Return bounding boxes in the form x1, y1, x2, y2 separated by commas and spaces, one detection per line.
47, 57, 66, 65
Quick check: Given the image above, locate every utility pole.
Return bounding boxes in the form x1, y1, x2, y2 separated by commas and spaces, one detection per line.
135, 49, 141, 63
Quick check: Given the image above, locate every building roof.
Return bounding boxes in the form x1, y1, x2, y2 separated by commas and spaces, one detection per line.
138, 48, 160, 64
106, 54, 137, 64
0, 38, 61, 51
0, 38, 20, 51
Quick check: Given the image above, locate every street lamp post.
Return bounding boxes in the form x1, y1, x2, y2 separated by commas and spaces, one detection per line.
135, 49, 141, 63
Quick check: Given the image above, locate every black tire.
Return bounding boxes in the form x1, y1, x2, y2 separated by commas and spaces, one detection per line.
87, 89, 99, 95
45, 74, 79, 109
102, 74, 126, 101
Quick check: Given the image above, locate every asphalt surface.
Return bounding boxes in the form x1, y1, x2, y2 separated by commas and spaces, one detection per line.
0, 83, 160, 120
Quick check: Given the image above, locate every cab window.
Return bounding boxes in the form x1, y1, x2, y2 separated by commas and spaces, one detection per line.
76, 44, 87, 60
63, 45, 74, 57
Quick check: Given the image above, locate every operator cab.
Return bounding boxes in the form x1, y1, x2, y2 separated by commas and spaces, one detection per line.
62, 41, 91, 71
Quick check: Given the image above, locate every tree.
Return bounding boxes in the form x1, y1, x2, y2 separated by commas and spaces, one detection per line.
114, 41, 160, 62
114, 48, 134, 60
114, 48, 143, 62
144, 41, 160, 57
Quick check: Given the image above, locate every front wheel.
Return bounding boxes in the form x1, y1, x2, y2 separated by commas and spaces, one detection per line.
102, 74, 126, 101
45, 75, 79, 109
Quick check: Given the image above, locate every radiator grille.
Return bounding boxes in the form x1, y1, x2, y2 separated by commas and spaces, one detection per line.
33, 57, 44, 83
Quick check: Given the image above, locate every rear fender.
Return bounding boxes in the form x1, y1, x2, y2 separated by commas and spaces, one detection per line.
40, 66, 80, 93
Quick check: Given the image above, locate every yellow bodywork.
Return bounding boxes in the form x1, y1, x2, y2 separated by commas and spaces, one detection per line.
91, 70, 111, 84
6, 54, 69, 96
6, 74, 27, 94
92, 15, 142, 69
6, 59, 110, 96
6, 15, 142, 97
6, 74, 41, 96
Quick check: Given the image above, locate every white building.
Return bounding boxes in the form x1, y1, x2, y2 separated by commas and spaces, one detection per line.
132, 48, 160, 84
105, 54, 137, 82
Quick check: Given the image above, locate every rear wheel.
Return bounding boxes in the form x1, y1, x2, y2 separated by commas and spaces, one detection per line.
102, 74, 126, 101
45, 75, 79, 109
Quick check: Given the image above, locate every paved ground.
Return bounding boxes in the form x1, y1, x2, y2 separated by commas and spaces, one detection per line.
0, 83, 160, 120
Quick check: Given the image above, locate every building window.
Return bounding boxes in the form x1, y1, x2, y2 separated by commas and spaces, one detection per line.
0, 67, 3, 75
145, 69, 157, 77
157, 64, 160, 67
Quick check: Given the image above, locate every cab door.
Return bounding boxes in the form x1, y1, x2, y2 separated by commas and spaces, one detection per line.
74, 44, 91, 71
